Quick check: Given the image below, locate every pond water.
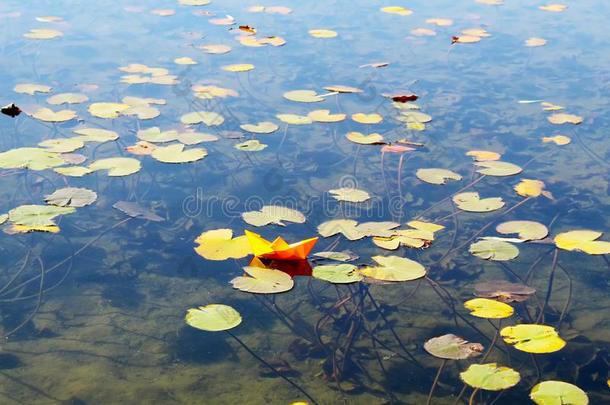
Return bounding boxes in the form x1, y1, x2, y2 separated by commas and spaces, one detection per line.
0, 0, 609, 404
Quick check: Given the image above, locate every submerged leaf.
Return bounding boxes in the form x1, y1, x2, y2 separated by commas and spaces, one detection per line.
113, 201, 163, 221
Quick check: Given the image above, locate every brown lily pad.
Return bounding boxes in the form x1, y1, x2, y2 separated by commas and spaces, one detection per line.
424, 334, 484, 360
474, 281, 536, 303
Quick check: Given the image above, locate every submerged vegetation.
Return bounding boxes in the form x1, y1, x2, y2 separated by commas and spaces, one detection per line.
0, 0, 609, 404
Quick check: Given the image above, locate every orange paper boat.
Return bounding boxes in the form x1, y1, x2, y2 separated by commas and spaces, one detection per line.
245, 230, 318, 261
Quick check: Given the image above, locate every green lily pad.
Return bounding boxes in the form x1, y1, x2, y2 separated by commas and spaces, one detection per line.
8, 205, 75, 227
185, 304, 242, 332
151, 144, 208, 163
460, 363, 520, 391
469, 239, 519, 261
231, 266, 294, 294
0, 147, 65, 170
312, 264, 363, 284
530, 381, 588, 405
89, 157, 141, 176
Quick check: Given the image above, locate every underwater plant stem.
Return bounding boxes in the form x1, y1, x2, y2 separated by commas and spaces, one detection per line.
426, 359, 447, 405
556, 263, 573, 329
468, 388, 479, 405
226, 331, 319, 405
3, 257, 45, 339
365, 289, 424, 369
481, 320, 501, 363
538, 249, 559, 324
0, 217, 133, 299
0, 250, 31, 295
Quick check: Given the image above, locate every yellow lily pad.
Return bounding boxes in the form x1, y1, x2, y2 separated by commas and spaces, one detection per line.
360, 255, 426, 282
346, 132, 384, 145
222, 63, 255, 72
381, 6, 413, 16
453, 192, 505, 212
242, 205, 305, 227
88, 157, 141, 177
554, 230, 610, 255
312, 264, 362, 284
514, 179, 546, 198
47, 93, 89, 105
416, 168, 462, 185
328, 187, 371, 203
542, 135, 571, 145
469, 240, 519, 261
24, 28, 62, 39
501, 324, 566, 353
32, 108, 77, 122
231, 266, 294, 294
283, 90, 324, 103
548, 113, 582, 125
308, 109, 346, 123
352, 113, 383, 124
181, 111, 224, 126
39, 138, 84, 153
194, 228, 251, 260
72, 128, 119, 143
240, 122, 279, 134
464, 298, 514, 319
530, 381, 588, 405
88, 102, 130, 118
496, 221, 548, 241
460, 363, 520, 391
151, 144, 207, 164
14, 83, 52, 95
0, 147, 65, 170
475, 161, 522, 176
276, 114, 313, 125
185, 304, 242, 332
309, 29, 337, 38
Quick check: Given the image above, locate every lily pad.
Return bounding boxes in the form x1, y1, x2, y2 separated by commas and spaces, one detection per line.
500, 324, 566, 353
317, 219, 365, 241
464, 298, 514, 319
469, 239, 519, 261
9, 205, 75, 227
181, 111, 225, 126
151, 144, 208, 164
460, 363, 520, 391
312, 264, 362, 284
530, 381, 588, 405
474, 281, 536, 303
39, 138, 84, 153
234, 140, 267, 151
328, 187, 371, 203
231, 266, 294, 294
416, 168, 462, 185
185, 304, 242, 332
283, 90, 324, 103
194, 229, 251, 260
554, 230, 610, 255
346, 132, 384, 145
453, 192, 505, 212
242, 206, 305, 227
424, 334, 484, 360
32, 108, 77, 122
113, 201, 164, 222
475, 161, 522, 177
240, 122, 279, 134
308, 109, 346, 123
0, 147, 65, 170
360, 255, 426, 282
496, 221, 548, 241
352, 113, 383, 124
89, 157, 141, 177
45, 187, 97, 207
73, 128, 119, 143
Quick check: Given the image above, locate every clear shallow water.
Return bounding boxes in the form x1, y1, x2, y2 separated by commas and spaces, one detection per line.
0, 0, 610, 404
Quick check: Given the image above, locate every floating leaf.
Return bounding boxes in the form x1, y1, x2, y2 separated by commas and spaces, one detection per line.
466, 150, 501, 162
54, 166, 92, 177
464, 298, 514, 319
313, 251, 357, 262
177, 131, 219, 145
416, 168, 462, 185
460, 363, 520, 391
240, 122, 279, 134
542, 135, 570, 145
312, 264, 362, 284
0, 214, 7, 225
137, 127, 178, 143
530, 381, 588, 405
501, 324, 566, 353
496, 221, 548, 241
317, 219, 365, 241
525, 37, 547, 47
453, 192, 505, 212
470, 240, 519, 261
308, 109, 346, 123
194, 229, 251, 260
411, 28, 436, 36
45, 187, 97, 207
0, 147, 65, 170
151, 144, 207, 164
309, 29, 337, 38
242, 205, 305, 227
424, 334, 484, 360
113, 201, 163, 221
32, 108, 76, 122
426, 18, 453, 26
323, 85, 362, 93
181, 111, 224, 126
548, 113, 582, 125
328, 187, 371, 203
539, 4, 567, 12
47, 93, 89, 105
360, 255, 426, 282
9, 205, 75, 227
39, 138, 84, 153
24, 28, 62, 39
89, 157, 141, 177
346, 132, 384, 145
283, 90, 324, 103
174, 56, 197, 65
126, 141, 157, 156
222, 63, 255, 72
185, 304, 242, 332
380, 6, 413, 16
352, 113, 383, 124
231, 266, 294, 294
199, 44, 232, 54
234, 140, 267, 151
276, 114, 313, 125
475, 161, 522, 176
514, 179, 546, 198
396, 111, 432, 123
73, 128, 119, 143
475, 281, 536, 303
88, 102, 130, 118
193, 85, 238, 99
14, 83, 52, 95
554, 230, 610, 255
